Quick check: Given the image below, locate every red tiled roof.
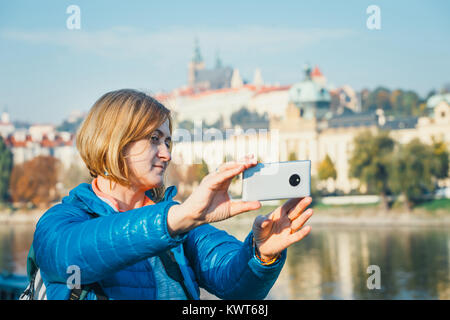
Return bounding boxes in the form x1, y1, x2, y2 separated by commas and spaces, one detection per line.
4, 133, 75, 148
254, 85, 291, 95
311, 66, 323, 78
5, 135, 26, 148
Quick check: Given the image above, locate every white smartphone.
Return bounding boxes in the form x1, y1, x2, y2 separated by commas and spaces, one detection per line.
242, 160, 311, 201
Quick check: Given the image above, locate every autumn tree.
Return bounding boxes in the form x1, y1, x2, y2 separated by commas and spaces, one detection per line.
362, 87, 424, 117
10, 155, 60, 208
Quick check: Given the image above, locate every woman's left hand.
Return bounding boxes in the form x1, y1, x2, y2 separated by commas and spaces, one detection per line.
252, 197, 313, 261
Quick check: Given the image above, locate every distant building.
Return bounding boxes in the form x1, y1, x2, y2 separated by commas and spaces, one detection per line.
28, 124, 55, 142
247, 85, 291, 120
187, 39, 234, 91
288, 64, 331, 121
4, 129, 83, 170
0, 111, 15, 138
170, 59, 450, 194
330, 85, 361, 114
159, 41, 293, 127
427, 93, 450, 115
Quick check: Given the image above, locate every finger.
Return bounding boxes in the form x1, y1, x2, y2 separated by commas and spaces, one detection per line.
290, 208, 313, 233
216, 155, 256, 174
211, 164, 245, 186
230, 200, 261, 217
288, 225, 312, 246
287, 197, 312, 221
237, 154, 256, 165
254, 214, 273, 229
269, 198, 300, 220
253, 214, 270, 229
216, 160, 241, 172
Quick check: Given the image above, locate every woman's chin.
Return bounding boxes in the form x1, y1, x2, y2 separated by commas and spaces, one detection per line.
146, 177, 164, 189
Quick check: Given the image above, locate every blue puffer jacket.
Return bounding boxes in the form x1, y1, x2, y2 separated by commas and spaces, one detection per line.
33, 183, 286, 300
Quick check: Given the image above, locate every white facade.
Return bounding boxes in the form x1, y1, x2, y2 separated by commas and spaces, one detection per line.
171, 87, 256, 127
172, 101, 450, 194
247, 88, 290, 119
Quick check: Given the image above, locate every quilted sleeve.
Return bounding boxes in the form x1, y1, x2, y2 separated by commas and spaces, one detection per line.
183, 224, 286, 300
33, 200, 185, 285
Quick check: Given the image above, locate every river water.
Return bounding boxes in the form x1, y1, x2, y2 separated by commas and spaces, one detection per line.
1, 218, 449, 300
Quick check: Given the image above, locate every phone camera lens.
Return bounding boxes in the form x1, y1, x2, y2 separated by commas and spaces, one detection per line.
289, 174, 301, 187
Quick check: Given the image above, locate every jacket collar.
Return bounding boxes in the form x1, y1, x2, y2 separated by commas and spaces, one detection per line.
61, 183, 178, 217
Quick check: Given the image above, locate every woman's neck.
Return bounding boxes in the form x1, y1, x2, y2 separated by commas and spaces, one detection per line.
96, 176, 146, 211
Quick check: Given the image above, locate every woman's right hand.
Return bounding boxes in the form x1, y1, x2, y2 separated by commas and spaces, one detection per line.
167, 155, 262, 236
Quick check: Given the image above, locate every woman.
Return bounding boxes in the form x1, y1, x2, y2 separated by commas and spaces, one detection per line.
33, 89, 313, 300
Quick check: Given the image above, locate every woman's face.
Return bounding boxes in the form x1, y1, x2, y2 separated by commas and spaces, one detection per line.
124, 119, 172, 190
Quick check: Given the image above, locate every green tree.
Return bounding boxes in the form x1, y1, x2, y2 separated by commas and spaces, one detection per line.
230, 107, 269, 129
389, 139, 440, 212
56, 117, 84, 133
430, 138, 449, 181
318, 154, 337, 181
363, 87, 392, 113
390, 90, 421, 117
0, 136, 13, 203
349, 130, 395, 210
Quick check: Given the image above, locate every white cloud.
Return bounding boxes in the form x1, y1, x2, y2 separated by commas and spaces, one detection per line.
0, 25, 357, 62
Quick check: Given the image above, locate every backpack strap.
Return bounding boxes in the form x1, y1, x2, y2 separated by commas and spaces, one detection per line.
67, 210, 108, 300
158, 250, 195, 300
68, 283, 108, 300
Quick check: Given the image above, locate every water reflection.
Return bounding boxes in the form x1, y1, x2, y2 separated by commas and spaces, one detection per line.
0, 224, 34, 275
0, 220, 449, 299
276, 226, 450, 299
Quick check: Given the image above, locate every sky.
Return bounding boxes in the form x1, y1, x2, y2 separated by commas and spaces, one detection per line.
0, 0, 449, 125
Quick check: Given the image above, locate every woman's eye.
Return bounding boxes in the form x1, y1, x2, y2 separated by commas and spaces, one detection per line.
150, 136, 159, 143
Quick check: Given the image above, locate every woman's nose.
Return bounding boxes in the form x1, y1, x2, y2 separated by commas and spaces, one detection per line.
158, 144, 171, 162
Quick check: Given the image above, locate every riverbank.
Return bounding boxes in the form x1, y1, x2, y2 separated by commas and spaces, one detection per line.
0, 210, 42, 225
212, 200, 450, 230
1, 199, 449, 227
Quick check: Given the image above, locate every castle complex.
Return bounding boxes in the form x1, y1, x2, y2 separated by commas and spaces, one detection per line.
2, 42, 449, 195
163, 44, 450, 193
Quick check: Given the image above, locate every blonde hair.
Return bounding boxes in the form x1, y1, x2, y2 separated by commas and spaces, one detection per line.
76, 89, 172, 202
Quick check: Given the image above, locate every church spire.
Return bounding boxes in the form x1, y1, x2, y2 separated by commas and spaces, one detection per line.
215, 50, 223, 69
192, 37, 203, 64
304, 63, 312, 80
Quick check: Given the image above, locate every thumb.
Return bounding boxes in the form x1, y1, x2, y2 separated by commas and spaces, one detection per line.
229, 200, 261, 217
254, 214, 273, 230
